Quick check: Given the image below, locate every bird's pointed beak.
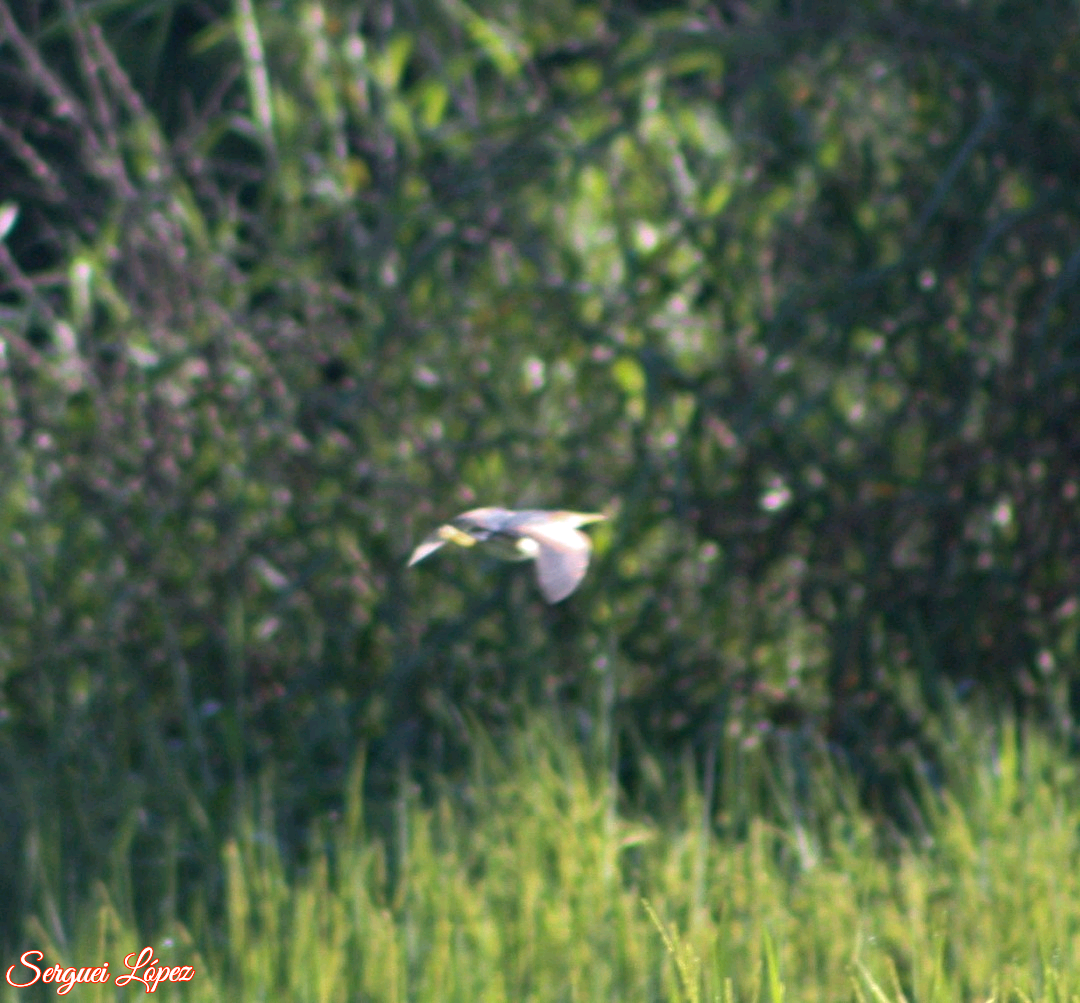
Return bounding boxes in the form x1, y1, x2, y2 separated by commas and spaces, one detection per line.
576, 512, 607, 527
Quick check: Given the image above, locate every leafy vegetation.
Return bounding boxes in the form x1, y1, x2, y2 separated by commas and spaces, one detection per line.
1, 0, 1078, 979
5, 710, 1080, 1001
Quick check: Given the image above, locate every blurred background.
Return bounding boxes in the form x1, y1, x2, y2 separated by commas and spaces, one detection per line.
0, 0, 1078, 960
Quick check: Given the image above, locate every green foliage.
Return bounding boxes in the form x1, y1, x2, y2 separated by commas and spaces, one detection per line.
1, 0, 1079, 958
6, 710, 1080, 1001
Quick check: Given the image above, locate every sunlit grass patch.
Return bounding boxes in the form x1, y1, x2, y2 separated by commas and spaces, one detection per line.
7, 709, 1080, 1002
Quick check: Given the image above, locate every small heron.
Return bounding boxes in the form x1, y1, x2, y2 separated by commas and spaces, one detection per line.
408, 507, 606, 603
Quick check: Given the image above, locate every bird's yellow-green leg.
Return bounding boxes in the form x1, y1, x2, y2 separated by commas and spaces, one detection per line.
438, 524, 479, 548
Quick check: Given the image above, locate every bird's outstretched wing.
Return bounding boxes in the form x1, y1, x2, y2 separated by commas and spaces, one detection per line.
407, 522, 483, 566
517, 523, 593, 602
407, 537, 447, 566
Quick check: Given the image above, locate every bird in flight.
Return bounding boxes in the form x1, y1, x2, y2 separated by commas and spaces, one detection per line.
408, 507, 606, 603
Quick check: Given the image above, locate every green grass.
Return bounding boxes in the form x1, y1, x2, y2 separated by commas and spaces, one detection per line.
6, 708, 1080, 1002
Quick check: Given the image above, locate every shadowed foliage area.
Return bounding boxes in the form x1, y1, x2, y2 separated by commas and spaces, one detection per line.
1, 0, 1078, 950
